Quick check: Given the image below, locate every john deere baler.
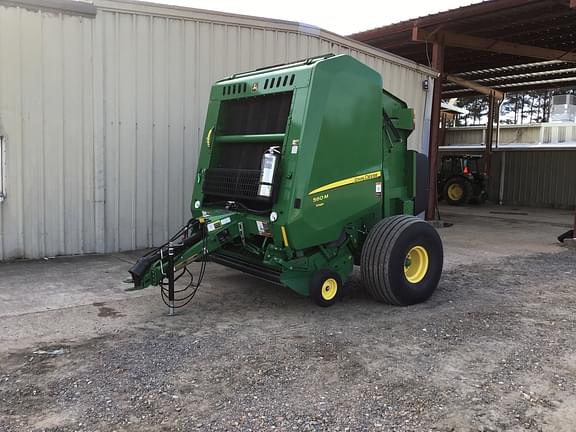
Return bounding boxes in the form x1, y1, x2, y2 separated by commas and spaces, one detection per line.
129, 54, 443, 308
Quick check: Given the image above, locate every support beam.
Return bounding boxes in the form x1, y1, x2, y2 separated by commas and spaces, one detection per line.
412, 26, 576, 63
426, 42, 445, 221
443, 78, 576, 97
447, 67, 576, 88
443, 78, 576, 98
457, 60, 570, 79
484, 93, 496, 180
446, 74, 505, 99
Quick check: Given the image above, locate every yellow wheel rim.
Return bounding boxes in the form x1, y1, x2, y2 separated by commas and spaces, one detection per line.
447, 183, 463, 201
404, 246, 429, 284
321, 278, 338, 301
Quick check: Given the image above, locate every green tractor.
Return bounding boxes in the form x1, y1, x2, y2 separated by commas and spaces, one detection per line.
438, 154, 487, 206
129, 54, 443, 309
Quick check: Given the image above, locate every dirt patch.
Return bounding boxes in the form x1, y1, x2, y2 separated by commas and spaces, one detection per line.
93, 302, 125, 318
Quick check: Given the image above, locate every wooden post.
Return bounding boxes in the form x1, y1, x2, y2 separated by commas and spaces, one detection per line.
426, 42, 445, 221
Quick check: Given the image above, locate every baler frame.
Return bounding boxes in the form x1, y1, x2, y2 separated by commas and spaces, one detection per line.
129, 54, 443, 309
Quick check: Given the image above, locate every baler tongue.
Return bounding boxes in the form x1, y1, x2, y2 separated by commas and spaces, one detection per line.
127, 212, 243, 314
128, 229, 204, 289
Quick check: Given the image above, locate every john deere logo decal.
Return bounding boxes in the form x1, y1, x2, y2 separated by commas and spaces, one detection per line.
308, 171, 382, 196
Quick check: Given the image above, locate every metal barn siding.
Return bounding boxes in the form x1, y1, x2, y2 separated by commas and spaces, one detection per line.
502, 151, 576, 209
0, 0, 434, 259
439, 148, 576, 209
0, 3, 98, 260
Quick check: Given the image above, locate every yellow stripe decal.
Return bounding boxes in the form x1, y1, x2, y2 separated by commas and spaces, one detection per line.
206, 127, 214, 147
308, 171, 381, 196
280, 226, 289, 248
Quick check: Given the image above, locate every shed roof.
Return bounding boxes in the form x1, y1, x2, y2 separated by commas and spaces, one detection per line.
351, 0, 576, 97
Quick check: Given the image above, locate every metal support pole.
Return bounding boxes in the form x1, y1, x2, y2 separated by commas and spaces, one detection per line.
498, 151, 506, 205
439, 112, 447, 147
167, 242, 175, 316
426, 42, 445, 221
484, 92, 495, 178
495, 97, 503, 150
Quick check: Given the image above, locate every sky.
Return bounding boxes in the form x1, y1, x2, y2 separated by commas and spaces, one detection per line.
136, 0, 485, 35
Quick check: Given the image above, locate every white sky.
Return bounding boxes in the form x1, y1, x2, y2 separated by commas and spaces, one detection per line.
137, 0, 485, 35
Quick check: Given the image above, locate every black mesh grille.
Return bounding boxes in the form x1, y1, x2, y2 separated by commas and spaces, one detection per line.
203, 92, 291, 210
203, 168, 262, 201
217, 92, 293, 135
214, 142, 270, 170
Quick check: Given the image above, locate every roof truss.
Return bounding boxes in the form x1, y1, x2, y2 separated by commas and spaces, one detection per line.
412, 27, 576, 63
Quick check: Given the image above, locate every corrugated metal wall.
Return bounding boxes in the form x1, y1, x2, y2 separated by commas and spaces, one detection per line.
0, 3, 98, 260
439, 148, 576, 209
0, 0, 435, 259
501, 151, 576, 208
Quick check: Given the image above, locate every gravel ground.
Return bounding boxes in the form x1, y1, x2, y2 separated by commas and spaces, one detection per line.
1, 248, 576, 431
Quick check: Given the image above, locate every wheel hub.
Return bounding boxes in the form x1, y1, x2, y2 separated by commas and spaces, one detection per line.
404, 246, 429, 284
447, 183, 463, 201
321, 278, 338, 300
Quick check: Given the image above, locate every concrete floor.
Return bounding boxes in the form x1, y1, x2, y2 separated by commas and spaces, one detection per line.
1, 204, 576, 431
439, 204, 574, 267
0, 204, 572, 349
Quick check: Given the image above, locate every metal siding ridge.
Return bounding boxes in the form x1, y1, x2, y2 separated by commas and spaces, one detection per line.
116, 11, 136, 251
21, 7, 43, 257
63, 14, 85, 255
14, 7, 25, 257
0, 10, 3, 260
82, 19, 96, 254
92, 5, 106, 254
58, 12, 66, 254
0, 0, 97, 17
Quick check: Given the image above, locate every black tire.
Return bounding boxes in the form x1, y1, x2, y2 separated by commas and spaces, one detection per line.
309, 269, 342, 307
443, 177, 473, 205
361, 215, 443, 306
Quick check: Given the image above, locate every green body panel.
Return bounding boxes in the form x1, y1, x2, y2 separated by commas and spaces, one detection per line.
133, 54, 419, 298
283, 56, 384, 250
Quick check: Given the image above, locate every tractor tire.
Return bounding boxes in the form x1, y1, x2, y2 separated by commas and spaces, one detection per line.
309, 269, 342, 307
361, 215, 443, 306
443, 177, 473, 205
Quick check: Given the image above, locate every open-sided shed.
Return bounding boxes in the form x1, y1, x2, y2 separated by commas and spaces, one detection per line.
352, 0, 576, 225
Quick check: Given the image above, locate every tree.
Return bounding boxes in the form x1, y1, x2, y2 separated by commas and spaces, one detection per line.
452, 96, 489, 125
449, 86, 576, 126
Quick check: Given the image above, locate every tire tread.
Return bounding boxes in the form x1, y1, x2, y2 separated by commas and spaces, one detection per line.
361, 215, 441, 305
361, 215, 419, 305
